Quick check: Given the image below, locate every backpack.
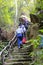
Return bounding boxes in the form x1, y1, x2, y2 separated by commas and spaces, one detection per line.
22, 37, 26, 44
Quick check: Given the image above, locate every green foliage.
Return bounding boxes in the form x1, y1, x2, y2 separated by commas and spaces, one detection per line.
33, 49, 43, 65
29, 36, 41, 49
29, 48, 43, 65
0, 0, 15, 28
36, 0, 43, 9
0, 1, 43, 65
39, 29, 43, 34
0, 0, 43, 28
0, 41, 8, 51
0, 0, 43, 29
35, 0, 43, 20
29, 51, 35, 58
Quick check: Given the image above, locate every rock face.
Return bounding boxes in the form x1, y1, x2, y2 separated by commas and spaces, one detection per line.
29, 23, 39, 39
6, 30, 15, 41
0, 28, 15, 41
29, 14, 43, 39
30, 14, 43, 29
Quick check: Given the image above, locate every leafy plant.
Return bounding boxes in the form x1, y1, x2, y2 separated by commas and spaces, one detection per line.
28, 36, 40, 49
39, 29, 43, 34
0, 41, 8, 51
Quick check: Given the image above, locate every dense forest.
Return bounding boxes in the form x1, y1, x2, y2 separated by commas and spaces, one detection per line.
0, 0, 43, 65
0, 0, 43, 28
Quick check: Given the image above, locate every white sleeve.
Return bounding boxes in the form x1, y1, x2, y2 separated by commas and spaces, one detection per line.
22, 25, 26, 32
23, 27, 26, 32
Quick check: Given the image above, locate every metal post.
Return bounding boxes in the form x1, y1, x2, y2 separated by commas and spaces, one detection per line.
1, 52, 5, 65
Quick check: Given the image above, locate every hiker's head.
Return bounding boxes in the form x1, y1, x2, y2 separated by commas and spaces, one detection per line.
19, 17, 24, 24
19, 12, 26, 21
19, 18, 22, 22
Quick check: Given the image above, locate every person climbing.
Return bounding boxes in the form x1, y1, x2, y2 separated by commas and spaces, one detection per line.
19, 13, 32, 43
19, 24, 26, 44
19, 13, 31, 30
16, 24, 26, 48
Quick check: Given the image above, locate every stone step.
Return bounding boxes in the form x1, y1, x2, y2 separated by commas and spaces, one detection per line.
8, 55, 30, 59
11, 52, 29, 55
5, 57, 32, 62
5, 59, 35, 65
12, 49, 32, 53
11, 51, 30, 55
4, 53, 29, 58
4, 44, 33, 65
5, 61, 30, 65
11, 54, 29, 56
5, 56, 34, 65
5, 54, 31, 60
12, 44, 33, 53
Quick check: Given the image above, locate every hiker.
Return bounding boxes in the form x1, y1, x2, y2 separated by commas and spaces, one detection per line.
19, 24, 26, 44
19, 13, 31, 30
16, 24, 26, 48
19, 13, 32, 43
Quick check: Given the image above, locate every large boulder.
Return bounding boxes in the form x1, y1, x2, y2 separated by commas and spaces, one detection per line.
0, 28, 15, 42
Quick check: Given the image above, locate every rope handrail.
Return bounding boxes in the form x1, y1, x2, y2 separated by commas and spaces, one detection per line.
0, 34, 16, 56
0, 45, 9, 55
